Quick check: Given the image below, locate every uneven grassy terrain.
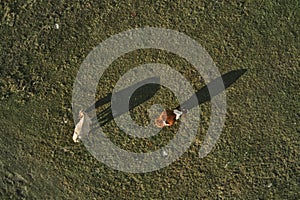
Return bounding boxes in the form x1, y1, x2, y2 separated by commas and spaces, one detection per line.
0, 0, 299, 199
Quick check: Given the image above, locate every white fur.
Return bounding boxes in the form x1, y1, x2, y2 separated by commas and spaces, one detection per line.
173, 109, 183, 120
73, 110, 92, 143
163, 121, 168, 126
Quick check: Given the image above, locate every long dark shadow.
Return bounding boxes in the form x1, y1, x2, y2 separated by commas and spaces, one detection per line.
96, 82, 161, 126
86, 77, 160, 130
85, 77, 160, 113
90, 69, 246, 129
176, 69, 247, 110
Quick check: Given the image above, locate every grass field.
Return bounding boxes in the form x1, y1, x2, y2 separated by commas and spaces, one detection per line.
0, 0, 299, 199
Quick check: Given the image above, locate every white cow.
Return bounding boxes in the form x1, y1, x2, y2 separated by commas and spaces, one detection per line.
73, 110, 92, 143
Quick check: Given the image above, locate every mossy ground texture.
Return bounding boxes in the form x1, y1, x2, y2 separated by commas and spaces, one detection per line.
0, 0, 299, 199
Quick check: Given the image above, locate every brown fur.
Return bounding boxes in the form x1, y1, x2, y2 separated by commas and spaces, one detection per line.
155, 110, 177, 128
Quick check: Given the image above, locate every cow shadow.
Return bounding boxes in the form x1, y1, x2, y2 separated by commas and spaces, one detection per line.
88, 69, 247, 130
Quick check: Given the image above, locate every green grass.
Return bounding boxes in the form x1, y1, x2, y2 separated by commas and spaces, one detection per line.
0, 0, 299, 199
